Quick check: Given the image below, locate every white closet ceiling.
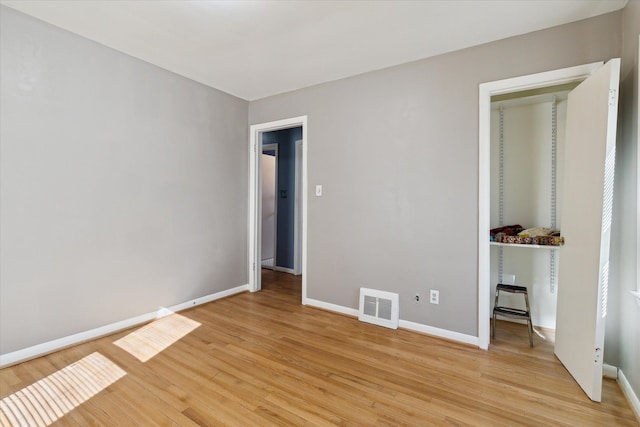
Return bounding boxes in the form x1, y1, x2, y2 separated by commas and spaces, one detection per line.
0, 0, 627, 101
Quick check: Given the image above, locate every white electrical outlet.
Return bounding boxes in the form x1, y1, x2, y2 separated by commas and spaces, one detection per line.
430, 290, 439, 305
415, 293, 420, 303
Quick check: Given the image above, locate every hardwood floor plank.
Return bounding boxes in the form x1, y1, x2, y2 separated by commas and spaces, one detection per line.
0, 270, 637, 426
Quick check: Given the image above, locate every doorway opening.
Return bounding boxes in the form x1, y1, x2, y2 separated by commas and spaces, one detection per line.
487, 86, 575, 348
249, 116, 308, 303
261, 128, 302, 275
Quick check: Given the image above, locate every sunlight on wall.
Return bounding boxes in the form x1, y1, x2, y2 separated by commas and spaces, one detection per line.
113, 312, 201, 362
0, 352, 126, 427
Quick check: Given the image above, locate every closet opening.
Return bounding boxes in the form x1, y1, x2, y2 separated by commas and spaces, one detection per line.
478, 62, 603, 351
478, 59, 621, 402
488, 83, 578, 344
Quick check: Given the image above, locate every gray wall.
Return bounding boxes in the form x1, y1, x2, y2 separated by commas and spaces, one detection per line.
0, 6, 249, 354
249, 12, 622, 337
611, 0, 640, 401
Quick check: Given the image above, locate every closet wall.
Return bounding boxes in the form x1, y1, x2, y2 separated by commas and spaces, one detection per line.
489, 96, 567, 329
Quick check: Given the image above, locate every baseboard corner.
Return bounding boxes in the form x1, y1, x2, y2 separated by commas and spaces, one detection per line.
603, 363, 618, 379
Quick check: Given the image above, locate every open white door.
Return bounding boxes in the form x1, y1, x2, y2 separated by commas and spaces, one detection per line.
261, 153, 277, 268
554, 58, 620, 402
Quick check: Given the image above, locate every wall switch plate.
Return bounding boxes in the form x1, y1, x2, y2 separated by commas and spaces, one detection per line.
315, 185, 322, 196
430, 290, 439, 305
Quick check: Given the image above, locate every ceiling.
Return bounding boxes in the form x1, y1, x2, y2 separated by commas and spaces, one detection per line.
0, 0, 628, 101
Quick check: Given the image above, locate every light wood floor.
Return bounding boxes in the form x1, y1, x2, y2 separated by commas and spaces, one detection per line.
1, 270, 637, 426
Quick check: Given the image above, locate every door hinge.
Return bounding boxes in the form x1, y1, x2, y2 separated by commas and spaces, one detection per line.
608, 89, 617, 107
252, 262, 256, 271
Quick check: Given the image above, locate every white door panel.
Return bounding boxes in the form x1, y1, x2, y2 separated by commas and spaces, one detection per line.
261, 154, 277, 263
555, 58, 620, 402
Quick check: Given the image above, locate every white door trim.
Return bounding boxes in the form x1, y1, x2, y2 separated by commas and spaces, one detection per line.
249, 116, 307, 300
294, 139, 303, 276
477, 62, 602, 350
636, 36, 640, 304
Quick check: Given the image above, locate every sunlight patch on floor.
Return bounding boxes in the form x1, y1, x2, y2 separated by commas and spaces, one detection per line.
0, 352, 126, 427
113, 312, 201, 362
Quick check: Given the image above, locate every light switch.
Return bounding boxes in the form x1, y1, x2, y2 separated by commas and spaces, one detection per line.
315, 185, 323, 196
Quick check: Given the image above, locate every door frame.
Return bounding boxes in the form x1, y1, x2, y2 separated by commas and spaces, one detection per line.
477, 62, 602, 350
249, 116, 307, 299
636, 36, 640, 306
294, 139, 303, 276
261, 143, 278, 269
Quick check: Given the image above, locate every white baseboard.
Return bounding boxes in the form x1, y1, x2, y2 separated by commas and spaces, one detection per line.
303, 297, 359, 316
399, 320, 479, 346
303, 298, 479, 346
618, 368, 640, 421
274, 266, 296, 275
603, 363, 618, 379
0, 284, 249, 368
